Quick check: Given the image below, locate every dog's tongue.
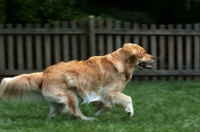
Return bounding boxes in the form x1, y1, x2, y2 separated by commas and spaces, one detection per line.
146, 63, 152, 68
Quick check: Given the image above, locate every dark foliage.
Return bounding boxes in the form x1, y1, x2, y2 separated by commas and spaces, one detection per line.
0, 0, 200, 24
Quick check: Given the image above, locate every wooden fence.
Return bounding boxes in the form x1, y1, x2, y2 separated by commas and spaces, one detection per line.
0, 16, 200, 81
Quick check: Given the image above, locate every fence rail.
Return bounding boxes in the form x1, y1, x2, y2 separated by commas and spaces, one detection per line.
0, 16, 200, 81
1, 28, 200, 35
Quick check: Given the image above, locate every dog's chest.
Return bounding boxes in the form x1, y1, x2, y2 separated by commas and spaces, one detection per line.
81, 92, 104, 104
124, 67, 135, 81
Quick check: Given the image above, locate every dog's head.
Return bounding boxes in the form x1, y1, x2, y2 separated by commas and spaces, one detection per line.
123, 43, 155, 69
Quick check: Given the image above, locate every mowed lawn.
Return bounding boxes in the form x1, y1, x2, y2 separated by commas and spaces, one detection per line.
0, 81, 200, 132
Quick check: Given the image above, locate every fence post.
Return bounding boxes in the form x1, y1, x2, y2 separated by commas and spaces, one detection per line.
186, 24, 192, 80
89, 15, 96, 56
194, 23, 200, 80
0, 24, 5, 70
97, 17, 104, 55
7, 24, 14, 70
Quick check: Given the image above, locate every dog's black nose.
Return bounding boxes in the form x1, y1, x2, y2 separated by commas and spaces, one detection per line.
152, 56, 155, 60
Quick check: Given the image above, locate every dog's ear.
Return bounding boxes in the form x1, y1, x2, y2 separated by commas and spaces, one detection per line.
137, 49, 144, 58
123, 43, 139, 48
123, 43, 134, 47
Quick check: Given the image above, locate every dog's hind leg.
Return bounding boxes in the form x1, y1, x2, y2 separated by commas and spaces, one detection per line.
47, 102, 65, 118
66, 91, 97, 121
42, 81, 97, 121
44, 91, 97, 120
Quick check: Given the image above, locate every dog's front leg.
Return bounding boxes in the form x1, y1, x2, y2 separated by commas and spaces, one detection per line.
113, 92, 134, 118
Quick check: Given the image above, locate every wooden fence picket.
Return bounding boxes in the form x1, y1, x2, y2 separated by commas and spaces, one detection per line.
168, 25, 175, 80
53, 23, 61, 63
124, 22, 131, 43
176, 24, 183, 80
133, 23, 139, 44
141, 24, 149, 80
186, 24, 192, 80
71, 20, 78, 60
106, 19, 113, 53
141, 24, 148, 52
62, 22, 70, 62
150, 24, 157, 81
97, 17, 105, 56
194, 23, 200, 80
25, 24, 33, 70
44, 23, 51, 67
35, 24, 42, 70
159, 25, 166, 80
132, 23, 140, 81
0, 24, 5, 70
115, 20, 121, 50
80, 18, 87, 60
7, 24, 14, 70
16, 24, 24, 70
89, 16, 95, 56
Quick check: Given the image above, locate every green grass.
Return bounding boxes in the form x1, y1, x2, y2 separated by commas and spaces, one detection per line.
0, 81, 200, 132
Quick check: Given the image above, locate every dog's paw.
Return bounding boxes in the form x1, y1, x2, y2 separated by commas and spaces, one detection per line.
127, 112, 133, 118
125, 110, 134, 118
125, 103, 134, 118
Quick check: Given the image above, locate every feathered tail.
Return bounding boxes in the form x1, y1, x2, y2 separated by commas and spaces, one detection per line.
0, 72, 44, 102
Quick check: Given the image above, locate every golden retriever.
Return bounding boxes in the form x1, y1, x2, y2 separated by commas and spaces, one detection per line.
0, 43, 154, 121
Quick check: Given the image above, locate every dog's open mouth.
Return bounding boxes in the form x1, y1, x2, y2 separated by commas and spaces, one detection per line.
138, 62, 152, 69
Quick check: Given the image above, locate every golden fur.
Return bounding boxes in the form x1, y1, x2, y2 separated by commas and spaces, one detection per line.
0, 43, 154, 121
